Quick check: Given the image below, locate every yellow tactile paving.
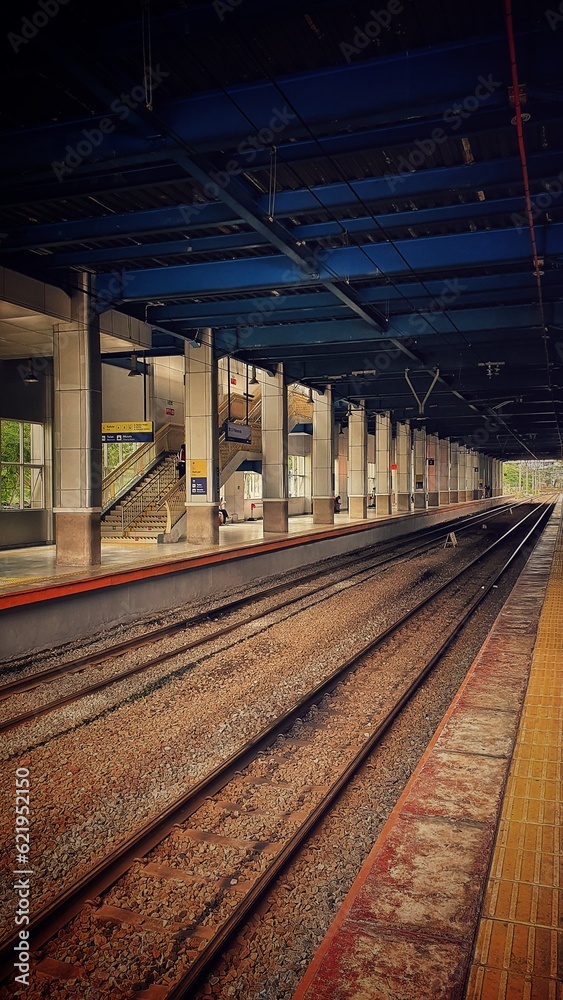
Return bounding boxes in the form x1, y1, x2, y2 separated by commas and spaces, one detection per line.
465, 517, 563, 999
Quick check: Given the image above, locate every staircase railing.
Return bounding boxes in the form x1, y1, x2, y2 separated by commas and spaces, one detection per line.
120, 461, 177, 534
102, 423, 181, 508
161, 478, 187, 534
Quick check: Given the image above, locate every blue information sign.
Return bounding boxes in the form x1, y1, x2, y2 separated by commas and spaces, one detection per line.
190, 477, 207, 496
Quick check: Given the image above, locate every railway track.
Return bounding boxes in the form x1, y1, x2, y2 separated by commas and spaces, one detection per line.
0, 499, 553, 998
0, 501, 529, 735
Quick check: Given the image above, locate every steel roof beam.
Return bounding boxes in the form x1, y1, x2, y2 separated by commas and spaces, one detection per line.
2, 31, 559, 170
187, 303, 560, 349
147, 273, 563, 324
43, 194, 543, 269
95, 224, 563, 303
5, 149, 562, 254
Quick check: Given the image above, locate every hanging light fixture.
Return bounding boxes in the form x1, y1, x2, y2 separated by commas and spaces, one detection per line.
22, 359, 39, 384
187, 328, 201, 349
249, 365, 259, 385
128, 353, 142, 377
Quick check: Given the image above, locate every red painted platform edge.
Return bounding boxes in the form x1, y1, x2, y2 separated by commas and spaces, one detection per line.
292, 506, 559, 1000
0, 498, 487, 612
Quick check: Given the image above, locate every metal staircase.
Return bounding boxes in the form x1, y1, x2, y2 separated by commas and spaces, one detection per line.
101, 455, 177, 539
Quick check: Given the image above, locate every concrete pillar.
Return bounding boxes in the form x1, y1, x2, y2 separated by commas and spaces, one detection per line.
493, 459, 501, 496
457, 445, 467, 501
53, 275, 102, 566
482, 456, 489, 495
312, 387, 334, 524
262, 367, 288, 533
427, 434, 439, 506
184, 330, 219, 545
469, 451, 479, 499
413, 427, 428, 509
439, 437, 450, 504
450, 441, 459, 502
396, 421, 412, 512
375, 411, 392, 515
348, 403, 367, 519
467, 448, 475, 499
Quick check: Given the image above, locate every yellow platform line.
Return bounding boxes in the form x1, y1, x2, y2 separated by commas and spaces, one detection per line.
465, 514, 563, 999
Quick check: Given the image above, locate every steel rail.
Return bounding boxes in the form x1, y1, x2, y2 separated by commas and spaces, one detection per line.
0, 500, 522, 703
0, 501, 530, 733
0, 500, 552, 986
169, 500, 555, 998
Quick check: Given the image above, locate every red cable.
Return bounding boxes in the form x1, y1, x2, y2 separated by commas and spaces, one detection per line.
503, 0, 542, 285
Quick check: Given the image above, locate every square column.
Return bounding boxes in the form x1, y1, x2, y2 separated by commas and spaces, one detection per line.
427, 434, 439, 506
184, 331, 219, 545
450, 441, 459, 502
494, 458, 502, 496
395, 421, 412, 512
312, 387, 334, 524
413, 427, 428, 509
478, 453, 487, 496
470, 451, 479, 499
53, 275, 102, 566
348, 403, 367, 519
458, 445, 467, 501
439, 437, 450, 504
262, 367, 288, 533
375, 412, 392, 515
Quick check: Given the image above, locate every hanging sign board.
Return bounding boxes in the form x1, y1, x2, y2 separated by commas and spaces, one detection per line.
428, 458, 435, 465
225, 421, 252, 443
102, 421, 153, 443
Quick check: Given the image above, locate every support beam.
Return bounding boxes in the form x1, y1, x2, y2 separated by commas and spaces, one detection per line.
53, 275, 102, 566
312, 388, 334, 524
184, 330, 219, 545
261, 367, 289, 533
348, 404, 367, 520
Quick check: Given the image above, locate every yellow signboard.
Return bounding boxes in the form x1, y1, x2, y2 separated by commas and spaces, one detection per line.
190, 459, 207, 477
102, 422, 153, 434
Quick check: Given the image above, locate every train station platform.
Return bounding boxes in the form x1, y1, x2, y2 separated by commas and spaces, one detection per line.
293, 501, 562, 1000
0, 497, 505, 661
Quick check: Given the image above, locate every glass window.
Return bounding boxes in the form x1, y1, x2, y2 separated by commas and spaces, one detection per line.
1, 465, 20, 508
0, 419, 44, 510
244, 471, 262, 499
1, 420, 20, 463
288, 455, 305, 497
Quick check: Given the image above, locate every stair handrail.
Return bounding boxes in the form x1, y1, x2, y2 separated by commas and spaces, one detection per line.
159, 477, 186, 534
121, 460, 177, 534
102, 423, 180, 507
